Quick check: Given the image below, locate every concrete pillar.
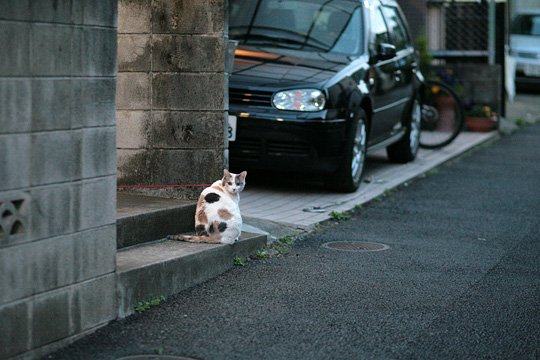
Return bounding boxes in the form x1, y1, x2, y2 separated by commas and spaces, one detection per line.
117, 0, 227, 200
0, 0, 118, 358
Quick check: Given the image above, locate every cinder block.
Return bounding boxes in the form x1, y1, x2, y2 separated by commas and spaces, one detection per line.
72, 27, 117, 76
82, 127, 116, 178
29, 183, 78, 242
0, 79, 31, 134
32, 289, 71, 348
152, 0, 224, 34
0, 21, 30, 76
0, 300, 30, 359
72, 78, 116, 128
0, 134, 31, 191
0, 244, 33, 304
148, 111, 224, 149
118, 0, 151, 33
72, 274, 116, 331
30, 0, 72, 23
31, 24, 72, 76
152, 73, 225, 111
117, 110, 149, 149
31, 79, 72, 131
31, 131, 82, 186
148, 149, 223, 185
74, 225, 116, 281
79, 176, 116, 230
117, 149, 151, 185
118, 34, 151, 72
116, 72, 151, 110
0, 0, 30, 21
80, 0, 117, 27
152, 35, 224, 72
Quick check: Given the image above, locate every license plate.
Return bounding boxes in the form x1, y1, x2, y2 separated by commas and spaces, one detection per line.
228, 115, 237, 142
524, 63, 540, 76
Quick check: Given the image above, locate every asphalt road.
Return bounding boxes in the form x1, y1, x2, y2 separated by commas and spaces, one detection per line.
49, 124, 540, 360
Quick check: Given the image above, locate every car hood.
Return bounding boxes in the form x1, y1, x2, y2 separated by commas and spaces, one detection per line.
510, 34, 540, 53
230, 46, 351, 89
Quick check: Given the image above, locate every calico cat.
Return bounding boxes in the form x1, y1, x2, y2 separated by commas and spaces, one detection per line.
169, 169, 247, 244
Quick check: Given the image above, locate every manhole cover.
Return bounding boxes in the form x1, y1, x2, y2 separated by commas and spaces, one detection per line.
117, 356, 197, 360
322, 241, 389, 252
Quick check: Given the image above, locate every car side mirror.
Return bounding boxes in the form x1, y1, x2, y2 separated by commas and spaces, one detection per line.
377, 43, 397, 61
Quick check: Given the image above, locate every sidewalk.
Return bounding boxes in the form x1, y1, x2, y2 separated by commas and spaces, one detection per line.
241, 131, 496, 230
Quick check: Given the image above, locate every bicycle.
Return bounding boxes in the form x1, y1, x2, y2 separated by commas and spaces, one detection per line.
419, 79, 465, 149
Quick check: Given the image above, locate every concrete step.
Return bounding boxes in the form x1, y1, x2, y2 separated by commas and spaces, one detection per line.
116, 232, 267, 318
116, 193, 196, 249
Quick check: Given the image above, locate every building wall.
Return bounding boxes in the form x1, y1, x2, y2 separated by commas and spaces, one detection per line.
0, 1, 118, 358
117, 0, 227, 200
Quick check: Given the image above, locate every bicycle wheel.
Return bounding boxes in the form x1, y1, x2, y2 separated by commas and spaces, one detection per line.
419, 79, 464, 149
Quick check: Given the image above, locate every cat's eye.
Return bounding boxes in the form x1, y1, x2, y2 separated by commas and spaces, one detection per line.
228, 182, 232, 185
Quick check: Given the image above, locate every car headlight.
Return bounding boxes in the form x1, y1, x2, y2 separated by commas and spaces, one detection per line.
272, 89, 326, 111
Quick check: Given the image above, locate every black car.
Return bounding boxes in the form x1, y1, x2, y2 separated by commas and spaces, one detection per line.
228, 0, 423, 192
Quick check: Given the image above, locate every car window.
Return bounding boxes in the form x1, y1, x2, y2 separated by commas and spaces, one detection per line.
380, 5, 410, 51
369, 5, 390, 53
511, 14, 540, 36
229, 0, 364, 56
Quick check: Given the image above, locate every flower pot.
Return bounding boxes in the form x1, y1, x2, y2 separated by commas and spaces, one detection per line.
435, 95, 457, 131
465, 117, 497, 132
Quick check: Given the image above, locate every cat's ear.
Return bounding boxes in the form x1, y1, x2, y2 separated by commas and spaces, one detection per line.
239, 171, 247, 181
222, 169, 230, 186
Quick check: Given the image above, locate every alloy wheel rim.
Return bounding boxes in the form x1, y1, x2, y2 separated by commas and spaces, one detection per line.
409, 100, 421, 153
351, 119, 367, 179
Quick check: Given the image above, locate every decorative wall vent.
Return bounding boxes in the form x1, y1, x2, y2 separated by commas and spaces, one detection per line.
0, 194, 29, 245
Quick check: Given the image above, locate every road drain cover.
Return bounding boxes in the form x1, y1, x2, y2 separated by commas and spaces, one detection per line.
117, 356, 197, 360
322, 241, 389, 252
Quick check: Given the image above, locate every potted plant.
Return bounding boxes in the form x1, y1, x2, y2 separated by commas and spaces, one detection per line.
465, 105, 498, 132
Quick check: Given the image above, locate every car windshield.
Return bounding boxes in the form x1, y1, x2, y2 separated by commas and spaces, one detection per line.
229, 0, 363, 56
511, 14, 540, 36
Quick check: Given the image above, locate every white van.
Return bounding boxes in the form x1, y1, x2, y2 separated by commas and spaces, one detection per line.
510, 9, 540, 89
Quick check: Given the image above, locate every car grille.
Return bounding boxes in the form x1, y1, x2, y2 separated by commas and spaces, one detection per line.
517, 51, 540, 59
267, 141, 310, 156
231, 138, 311, 160
229, 88, 273, 107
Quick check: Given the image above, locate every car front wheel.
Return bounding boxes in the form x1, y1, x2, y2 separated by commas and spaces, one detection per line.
325, 110, 367, 193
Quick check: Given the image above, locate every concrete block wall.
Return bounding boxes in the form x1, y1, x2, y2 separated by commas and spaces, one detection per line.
0, 1, 118, 358
117, 0, 227, 200
432, 64, 502, 114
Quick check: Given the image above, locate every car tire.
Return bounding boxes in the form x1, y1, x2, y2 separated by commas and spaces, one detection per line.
325, 110, 368, 193
387, 96, 421, 163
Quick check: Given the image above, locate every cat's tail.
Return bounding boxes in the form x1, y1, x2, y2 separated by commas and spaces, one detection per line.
168, 221, 222, 244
